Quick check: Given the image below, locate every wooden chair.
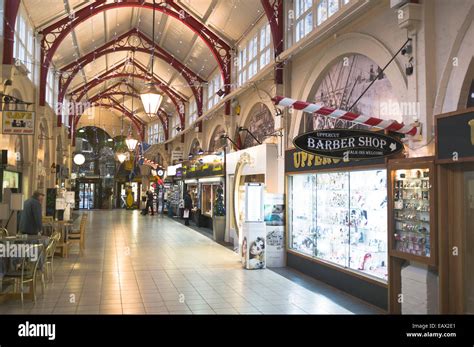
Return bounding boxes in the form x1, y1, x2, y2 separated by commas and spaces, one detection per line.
2, 244, 45, 305
68, 214, 87, 255
44, 232, 61, 282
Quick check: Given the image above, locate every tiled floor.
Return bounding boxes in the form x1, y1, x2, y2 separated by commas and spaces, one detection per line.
0, 210, 383, 315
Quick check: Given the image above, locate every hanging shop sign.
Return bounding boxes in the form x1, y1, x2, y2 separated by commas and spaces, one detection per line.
1, 111, 35, 135
285, 148, 385, 173
436, 109, 474, 163
293, 129, 403, 161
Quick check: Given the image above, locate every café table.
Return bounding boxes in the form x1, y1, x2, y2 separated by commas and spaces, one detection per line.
0, 234, 50, 302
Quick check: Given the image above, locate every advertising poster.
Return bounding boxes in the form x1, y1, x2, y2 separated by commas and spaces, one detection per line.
242, 221, 266, 270
1, 111, 35, 135
264, 193, 285, 267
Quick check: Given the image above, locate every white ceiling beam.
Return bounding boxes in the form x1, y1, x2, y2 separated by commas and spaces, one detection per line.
167, 0, 219, 90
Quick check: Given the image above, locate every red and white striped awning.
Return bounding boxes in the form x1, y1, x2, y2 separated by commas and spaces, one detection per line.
273, 96, 418, 136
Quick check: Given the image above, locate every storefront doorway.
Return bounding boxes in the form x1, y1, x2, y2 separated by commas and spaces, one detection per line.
439, 163, 474, 314
77, 181, 100, 209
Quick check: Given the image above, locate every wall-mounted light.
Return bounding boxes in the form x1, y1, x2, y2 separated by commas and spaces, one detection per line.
401, 41, 412, 56
216, 89, 225, 97
220, 134, 240, 150
406, 57, 414, 76
237, 127, 262, 145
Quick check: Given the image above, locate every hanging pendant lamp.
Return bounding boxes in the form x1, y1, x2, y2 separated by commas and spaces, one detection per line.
140, 0, 163, 118
115, 95, 129, 163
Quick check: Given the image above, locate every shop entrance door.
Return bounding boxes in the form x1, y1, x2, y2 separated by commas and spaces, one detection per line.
78, 182, 96, 209
439, 163, 474, 313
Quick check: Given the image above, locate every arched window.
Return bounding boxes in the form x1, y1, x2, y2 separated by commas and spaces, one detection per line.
241, 103, 274, 149
208, 126, 226, 153
189, 139, 201, 157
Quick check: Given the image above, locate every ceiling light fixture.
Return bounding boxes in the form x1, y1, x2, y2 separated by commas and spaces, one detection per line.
140, 0, 163, 118
125, 135, 138, 152
73, 153, 86, 166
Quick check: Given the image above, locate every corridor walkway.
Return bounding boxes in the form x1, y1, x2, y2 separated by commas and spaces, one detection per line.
0, 210, 382, 315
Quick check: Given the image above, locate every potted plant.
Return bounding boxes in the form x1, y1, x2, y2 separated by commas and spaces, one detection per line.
212, 185, 226, 242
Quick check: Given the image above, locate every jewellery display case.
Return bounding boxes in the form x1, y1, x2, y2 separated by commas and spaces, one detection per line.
288, 168, 388, 281
388, 157, 436, 265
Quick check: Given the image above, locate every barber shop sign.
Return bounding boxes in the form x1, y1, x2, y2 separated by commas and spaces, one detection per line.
293, 129, 404, 160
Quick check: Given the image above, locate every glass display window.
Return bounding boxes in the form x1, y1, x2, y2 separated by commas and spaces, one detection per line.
200, 183, 224, 217
288, 168, 388, 281
201, 184, 213, 216
392, 168, 431, 258
288, 174, 317, 257
349, 170, 388, 278
315, 172, 349, 267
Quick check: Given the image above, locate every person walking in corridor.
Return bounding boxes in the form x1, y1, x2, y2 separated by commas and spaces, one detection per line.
183, 190, 193, 226
146, 190, 154, 216
19, 191, 44, 235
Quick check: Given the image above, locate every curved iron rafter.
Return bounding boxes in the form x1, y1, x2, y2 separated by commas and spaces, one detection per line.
58, 29, 205, 118
78, 85, 170, 141
69, 60, 186, 127
88, 99, 144, 141
261, 0, 284, 84
39, 0, 231, 112
92, 93, 170, 136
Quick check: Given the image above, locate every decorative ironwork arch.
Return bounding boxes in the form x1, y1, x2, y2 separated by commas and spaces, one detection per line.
39, 0, 231, 110
69, 60, 186, 128
58, 29, 205, 119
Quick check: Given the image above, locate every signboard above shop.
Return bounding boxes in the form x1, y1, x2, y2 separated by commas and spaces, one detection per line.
1, 111, 35, 135
293, 129, 404, 160
171, 150, 184, 162
181, 153, 224, 179
436, 109, 474, 163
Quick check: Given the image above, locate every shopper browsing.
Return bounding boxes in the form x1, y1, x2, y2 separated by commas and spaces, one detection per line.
183, 191, 192, 226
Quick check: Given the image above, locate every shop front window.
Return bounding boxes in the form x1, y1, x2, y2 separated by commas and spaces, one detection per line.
200, 184, 224, 217
201, 184, 213, 217
288, 168, 388, 281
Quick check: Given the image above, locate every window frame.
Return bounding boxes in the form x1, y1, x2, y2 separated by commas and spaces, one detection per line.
236, 21, 273, 87
290, 0, 351, 45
